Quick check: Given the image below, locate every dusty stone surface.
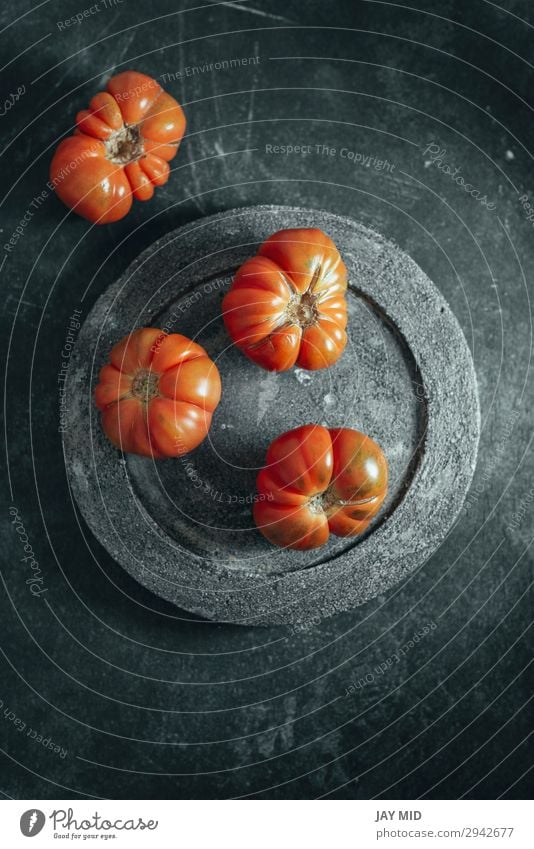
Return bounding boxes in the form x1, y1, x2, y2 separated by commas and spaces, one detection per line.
63, 205, 480, 625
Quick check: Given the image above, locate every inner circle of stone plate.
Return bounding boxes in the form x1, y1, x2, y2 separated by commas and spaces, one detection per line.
64, 205, 479, 626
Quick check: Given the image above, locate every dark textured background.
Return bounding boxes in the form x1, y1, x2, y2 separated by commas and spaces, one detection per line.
1, 0, 533, 799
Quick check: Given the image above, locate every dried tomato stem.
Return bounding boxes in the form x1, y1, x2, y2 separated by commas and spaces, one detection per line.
130, 368, 159, 403
283, 264, 322, 329
105, 124, 144, 165
245, 264, 324, 353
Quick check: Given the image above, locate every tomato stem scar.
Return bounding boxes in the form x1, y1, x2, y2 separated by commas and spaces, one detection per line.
308, 488, 378, 514
284, 264, 322, 329
105, 123, 144, 165
131, 368, 160, 402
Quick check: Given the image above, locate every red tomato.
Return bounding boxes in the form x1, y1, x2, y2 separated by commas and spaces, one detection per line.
95, 328, 221, 458
50, 71, 186, 223
254, 424, 388, 550
222, 228, 348, 371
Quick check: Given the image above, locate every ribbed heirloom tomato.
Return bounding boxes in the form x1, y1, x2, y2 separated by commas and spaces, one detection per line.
95, 328, 221, 458
254, 425, 388, 550
50, 71, 186, 223
222, 228, 348, 371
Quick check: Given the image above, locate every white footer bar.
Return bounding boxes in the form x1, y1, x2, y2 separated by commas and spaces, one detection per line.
1, 799, 532, 848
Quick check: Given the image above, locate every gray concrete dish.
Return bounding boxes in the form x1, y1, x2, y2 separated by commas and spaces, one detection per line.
63, 205, 479, 625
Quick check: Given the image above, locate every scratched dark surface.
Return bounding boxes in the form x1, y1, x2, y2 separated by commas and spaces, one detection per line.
0, 0, 533, 800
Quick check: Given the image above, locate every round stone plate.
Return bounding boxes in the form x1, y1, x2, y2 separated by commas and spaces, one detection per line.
64, 205, 479, 626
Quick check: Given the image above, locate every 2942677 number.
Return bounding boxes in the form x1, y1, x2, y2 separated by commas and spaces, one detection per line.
462, 827, 514, 838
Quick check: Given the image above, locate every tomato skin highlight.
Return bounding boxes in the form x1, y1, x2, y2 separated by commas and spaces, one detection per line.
222, 228, 348, 372
95, 329, 221, 459
50, 71, 186, 223
254, 425, 388, 550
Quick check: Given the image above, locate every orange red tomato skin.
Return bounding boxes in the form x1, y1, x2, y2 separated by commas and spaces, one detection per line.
222, 228, 348, 372
50, 71, 186, 223
95, 328, 221, 459
254, 424, 388, 550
